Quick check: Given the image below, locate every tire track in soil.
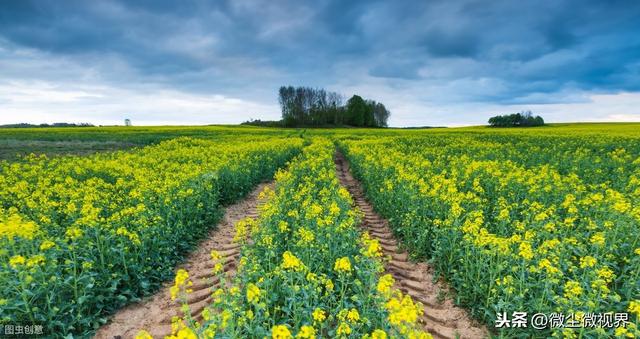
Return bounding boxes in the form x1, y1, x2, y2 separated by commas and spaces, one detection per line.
94, 182, 272, 339
335, 152, 488, 339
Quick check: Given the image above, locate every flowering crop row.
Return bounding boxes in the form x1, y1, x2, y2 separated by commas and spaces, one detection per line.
0, 137, 303, 336
339, 133, 640, 338
164, 139, 431, 338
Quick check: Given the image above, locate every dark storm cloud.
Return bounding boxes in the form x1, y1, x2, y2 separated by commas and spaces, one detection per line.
0, 0, 639, 121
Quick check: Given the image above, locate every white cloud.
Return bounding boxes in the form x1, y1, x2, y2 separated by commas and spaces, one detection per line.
528, 91, 640, 123
0, 81, 280, 125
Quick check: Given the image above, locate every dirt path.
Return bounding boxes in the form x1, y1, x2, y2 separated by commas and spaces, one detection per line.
94, 183, 271, 339
334, 152, 488, 339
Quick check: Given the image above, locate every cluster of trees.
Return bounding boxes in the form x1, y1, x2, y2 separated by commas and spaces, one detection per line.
488, 111, 544, 127
278, 86, 390, 127
240, 119, 284, 128
0, 123, 94, 128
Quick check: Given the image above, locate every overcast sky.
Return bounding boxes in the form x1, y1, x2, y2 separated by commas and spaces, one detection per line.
1, 0, 639, 127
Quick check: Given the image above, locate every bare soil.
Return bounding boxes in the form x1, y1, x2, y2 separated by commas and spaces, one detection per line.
94, 183, 271, 339
334, 152, 488, 339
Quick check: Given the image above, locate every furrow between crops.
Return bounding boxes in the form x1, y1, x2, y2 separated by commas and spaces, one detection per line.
334, 151, 489, 339
94, 182, 272, 339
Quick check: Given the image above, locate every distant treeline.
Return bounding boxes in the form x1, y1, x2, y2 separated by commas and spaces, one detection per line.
278, 86, 390, 127
488, 111, 544, 127
0, 123, 95, 128
240, 119, 285, 128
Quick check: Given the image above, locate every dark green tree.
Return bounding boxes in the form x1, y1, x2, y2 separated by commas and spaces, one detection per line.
488, 111, 544, 127
346, 95, 366, 126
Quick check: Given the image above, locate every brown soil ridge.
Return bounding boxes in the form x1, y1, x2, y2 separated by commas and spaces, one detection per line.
94, 182, 271, 339
334, 152, 488, 339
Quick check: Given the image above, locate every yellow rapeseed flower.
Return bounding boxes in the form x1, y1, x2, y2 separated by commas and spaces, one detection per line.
597, 267, 615, 283
370, 329, 388, 339
272, 325, 292, 339
312, 308, 326, 323
347, 308, 360, 322
26, 255, 45, 267
336, 322, 351, 336
628, 300, 640, 317
579, 256, 597, 268
9, 255, 26, 269
65, 226, 83, 240
518, 242, 533, 260
175, 327, 197, 339
364, 239, 383, 258
170, 269, 192, 300
39, 240, 55, 251
385, 293, 422, 326
0, 214, 39, 240
279, 220, 290, 233
281, 251, 305, 271
563, 280, 583, 299
246, 283, 261, 303
295, 325, 315, 339
377, 274, 395, 295
334, 257, 352, 273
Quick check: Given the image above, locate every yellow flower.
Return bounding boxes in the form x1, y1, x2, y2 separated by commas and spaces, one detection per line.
9, 255, 26, 269
170, 269, 192, 300
597, 267, 615, 283
210, 250, 222, 261
518, 242, 533, 260
537, 259, 560, 275
175, 327, 197, 339
234, 218, 253, 242
370, 329, 388, 339
324, 278, 334, 293
336, 322, 351, 336
377, 274, 395, 295
210, 250, 225, 274
203, 325, 216, 339
296, 227, 315, 244
579, 256, 597, 268
312, 308, 326, 323
246, 283, 261, 303
329, 202, 341, 216
39, 240, 55, 251
26, 255, 45, 267
65, 226, 83, 240
169, 285, 179, 300
615, 327, 628, 337
385, 293, 423, 326
338, 187, 350, 200
347, 308, 360, 322
0, 214, 40, 240
628, 300, 640, 317
590, 232, 605, 246
272, 325, 292, 339
334, 257, 352, 273
281, 251, 305, 271
279, 220, 290, 233
295, 325, 315, 339
591, 279, 610, 295
309, 204, 323, 217
563, 280, 583, 299
364, 239, 383, 257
